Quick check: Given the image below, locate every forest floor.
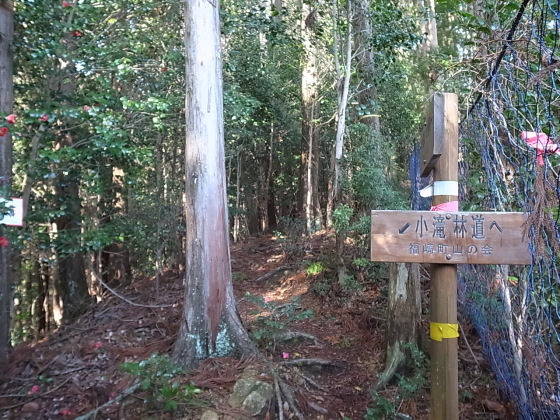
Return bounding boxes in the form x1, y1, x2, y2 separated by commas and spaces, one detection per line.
0, 232, 510, 419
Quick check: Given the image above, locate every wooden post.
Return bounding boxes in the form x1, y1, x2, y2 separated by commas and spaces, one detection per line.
429, 93, 459, 420
371, 92, 530, 418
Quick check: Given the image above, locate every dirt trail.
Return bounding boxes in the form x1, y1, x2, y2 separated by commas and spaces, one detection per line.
0, 233, 503, 419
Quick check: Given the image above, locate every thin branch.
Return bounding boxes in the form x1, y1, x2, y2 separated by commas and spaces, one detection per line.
91, 270, 172, 308
459, 322, 480, 368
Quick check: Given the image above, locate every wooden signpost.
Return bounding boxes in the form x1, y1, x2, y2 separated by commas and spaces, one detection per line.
371, 211, 530, 265
370, 92, 530, 420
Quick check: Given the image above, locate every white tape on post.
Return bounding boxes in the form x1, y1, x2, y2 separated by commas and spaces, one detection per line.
419, 181, 459, 198
0, 198, 24, 226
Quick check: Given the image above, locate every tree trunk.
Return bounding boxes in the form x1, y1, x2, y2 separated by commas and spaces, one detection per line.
417, 0, 438, 54
32, 257, 46, 339
373, 0, 435, 385
168, 143, 185, 270
233, 151, 242, 243
54, 179, 89, 319
173, 0, 257, 370
54, 33, 90, 320
330, 0, 353, 281
274, 0, 282, 15
0, 1, 13, 365
376, 262, 422, 388
301, 2, 322, 233
354, 0, 381, 131
258, 124, 275, 232
101, 167, 130, 287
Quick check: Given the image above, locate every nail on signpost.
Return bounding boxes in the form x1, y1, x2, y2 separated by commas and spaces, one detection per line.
370, 92, 530, 420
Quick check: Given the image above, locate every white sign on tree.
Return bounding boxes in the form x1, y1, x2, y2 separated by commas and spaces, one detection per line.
0, 197, 23, 226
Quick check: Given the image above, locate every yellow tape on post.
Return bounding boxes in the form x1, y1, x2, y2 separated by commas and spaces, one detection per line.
430, 322, 459, 341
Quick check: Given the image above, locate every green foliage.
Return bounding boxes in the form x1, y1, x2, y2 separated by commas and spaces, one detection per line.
232, 271, 247, 281
345, 125, 408, 212
10, 0, 188, 337
395, 344, 428, 399
369, 1, 422, 52
352, 258, 389, 287
333, 204, 353, 235
311, 279, 331, 296
305, 261, 325, 276
0, 199, 14, 219
339, 274, 363, 293
366, 344, 427, 419
245, 293, 313, 349
365, 395, 397, 419
119, 354, 202, 412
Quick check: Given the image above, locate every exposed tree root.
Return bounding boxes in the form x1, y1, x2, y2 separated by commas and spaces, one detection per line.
273, 373, 285, 420
373, 344, 405, 390
252, 265, 293, 282
295, 371, 329, 392
281, 357, 348, 373
271, 330, 319, 346
273, 371, 305, 420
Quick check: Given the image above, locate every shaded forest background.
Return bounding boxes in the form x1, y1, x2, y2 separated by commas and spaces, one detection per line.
2, 0, 509, 346
4, 0, 560, 418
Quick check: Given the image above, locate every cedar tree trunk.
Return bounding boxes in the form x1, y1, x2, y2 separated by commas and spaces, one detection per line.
173, 0, 257, 370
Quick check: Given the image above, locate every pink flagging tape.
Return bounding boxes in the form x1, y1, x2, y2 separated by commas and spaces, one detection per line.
430, 201, 459, 212
521, 131, 560, 166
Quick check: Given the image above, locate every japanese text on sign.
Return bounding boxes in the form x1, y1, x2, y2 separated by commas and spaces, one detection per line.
404, 214, 502, 258
371, 210, 530, 265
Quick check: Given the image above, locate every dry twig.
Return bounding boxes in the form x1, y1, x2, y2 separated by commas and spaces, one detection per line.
73, 382, 141, 420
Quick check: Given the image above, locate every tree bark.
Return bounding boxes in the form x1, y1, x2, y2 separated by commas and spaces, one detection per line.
0, 0, 14, 365
54, 32, 90, 320
330, 0, 353, 282
101, 167, 130, 287
173, 0, 257, 370
354, 0, 380, 131
376, 262, 422, 389
233, 151, 242, 243
417, 0, 438, 54
300, 1, 323, 233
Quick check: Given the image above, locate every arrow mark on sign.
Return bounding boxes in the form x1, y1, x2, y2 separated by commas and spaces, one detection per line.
489, 221, 503, 233
399, 222, 411, 234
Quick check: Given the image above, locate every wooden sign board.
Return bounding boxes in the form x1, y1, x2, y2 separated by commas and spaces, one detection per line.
371, 210, 530, 265
421, 93, 450, 177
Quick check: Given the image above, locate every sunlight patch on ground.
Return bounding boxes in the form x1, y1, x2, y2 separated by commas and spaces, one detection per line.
268, 271, 310, 302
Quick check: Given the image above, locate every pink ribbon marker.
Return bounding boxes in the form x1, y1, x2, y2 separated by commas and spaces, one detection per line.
430, 201, 458, 212
521, 131, 560, 166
